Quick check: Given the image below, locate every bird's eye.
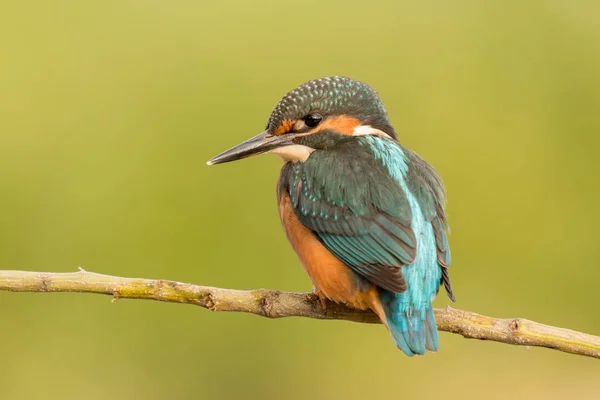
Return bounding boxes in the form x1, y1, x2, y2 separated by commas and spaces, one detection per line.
304, 114, 323, 128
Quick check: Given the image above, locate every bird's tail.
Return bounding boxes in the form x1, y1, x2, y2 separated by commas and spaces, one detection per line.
378, 289, 438, 356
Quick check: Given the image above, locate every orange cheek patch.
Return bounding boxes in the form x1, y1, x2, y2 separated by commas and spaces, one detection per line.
310, 115, 361, 135
274, 120, 295, 136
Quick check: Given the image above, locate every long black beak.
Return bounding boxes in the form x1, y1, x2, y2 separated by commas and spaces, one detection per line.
206, 130, 296, 165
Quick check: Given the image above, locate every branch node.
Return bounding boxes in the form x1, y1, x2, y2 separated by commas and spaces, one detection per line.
205, 293, 216, 311
260, 290, 281, 318
40, 276, 50, 292
510, 318, 521, 333
111, 288, 122, 303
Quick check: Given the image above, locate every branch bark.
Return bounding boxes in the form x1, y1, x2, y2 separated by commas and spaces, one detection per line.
1, 269, 598, 360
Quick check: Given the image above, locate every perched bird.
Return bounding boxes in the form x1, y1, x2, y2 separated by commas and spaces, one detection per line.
207, 76, 455, 356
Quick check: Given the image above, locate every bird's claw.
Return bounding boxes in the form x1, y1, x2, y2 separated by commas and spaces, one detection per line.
310, 288, 328, 310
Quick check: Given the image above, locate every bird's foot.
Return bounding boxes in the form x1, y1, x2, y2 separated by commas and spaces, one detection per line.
310, 288, 329, 310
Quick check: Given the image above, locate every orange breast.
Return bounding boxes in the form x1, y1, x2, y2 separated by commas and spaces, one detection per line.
278, 192, 385, 319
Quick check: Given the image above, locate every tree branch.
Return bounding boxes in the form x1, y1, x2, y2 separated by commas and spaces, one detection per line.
1, 269, 598, 359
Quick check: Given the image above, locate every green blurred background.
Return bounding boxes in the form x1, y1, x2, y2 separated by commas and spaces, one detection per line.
1, 1, 599, 398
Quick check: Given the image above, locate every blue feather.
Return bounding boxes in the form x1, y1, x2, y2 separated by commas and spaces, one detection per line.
363, 136, 442, 355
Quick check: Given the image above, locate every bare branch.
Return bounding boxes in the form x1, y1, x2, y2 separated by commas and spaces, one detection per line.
1, 269, 598, 359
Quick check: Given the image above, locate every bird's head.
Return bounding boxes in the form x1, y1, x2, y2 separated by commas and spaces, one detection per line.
207, 76, 397, 165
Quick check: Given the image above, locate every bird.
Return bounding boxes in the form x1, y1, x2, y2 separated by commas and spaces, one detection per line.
207, 76, 455, 356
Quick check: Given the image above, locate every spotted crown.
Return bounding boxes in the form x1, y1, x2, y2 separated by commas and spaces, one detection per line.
266, 76, 391, 135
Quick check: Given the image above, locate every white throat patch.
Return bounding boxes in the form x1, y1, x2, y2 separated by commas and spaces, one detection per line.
269, 144, 314, 163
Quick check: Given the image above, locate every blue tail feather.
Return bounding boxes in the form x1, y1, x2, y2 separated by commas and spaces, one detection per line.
380, 290, 439, 356
424, 307, 439, 351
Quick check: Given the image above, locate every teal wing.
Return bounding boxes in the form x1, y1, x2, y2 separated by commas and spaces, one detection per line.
277, 145, 417, 293
405, 148, 455, 301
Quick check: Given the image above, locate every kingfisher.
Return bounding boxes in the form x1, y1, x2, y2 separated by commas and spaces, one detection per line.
207, 76, 455, 356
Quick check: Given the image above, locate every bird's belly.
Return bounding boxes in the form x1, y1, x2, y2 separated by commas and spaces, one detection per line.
278, 192, 382, 313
